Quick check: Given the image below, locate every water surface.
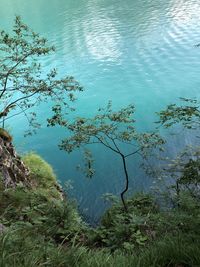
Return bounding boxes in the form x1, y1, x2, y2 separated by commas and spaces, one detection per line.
1, 0, 200, 220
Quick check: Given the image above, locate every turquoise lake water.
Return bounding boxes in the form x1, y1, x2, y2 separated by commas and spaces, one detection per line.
1, 0, 200, 221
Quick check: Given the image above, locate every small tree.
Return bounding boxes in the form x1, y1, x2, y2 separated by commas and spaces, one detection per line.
57, 102, 164, 211
0, 16, 83, 134
156, 97, 200, 201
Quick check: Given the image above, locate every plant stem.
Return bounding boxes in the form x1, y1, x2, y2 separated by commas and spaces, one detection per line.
120, 154, 129, 212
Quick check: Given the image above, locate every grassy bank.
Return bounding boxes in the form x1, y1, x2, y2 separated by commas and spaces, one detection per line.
0, 153, 199, 267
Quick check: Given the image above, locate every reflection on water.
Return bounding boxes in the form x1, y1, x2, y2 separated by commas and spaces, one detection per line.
0, 0, 200, 220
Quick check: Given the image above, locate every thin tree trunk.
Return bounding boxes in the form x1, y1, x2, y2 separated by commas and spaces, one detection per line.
120, 154, 129, 212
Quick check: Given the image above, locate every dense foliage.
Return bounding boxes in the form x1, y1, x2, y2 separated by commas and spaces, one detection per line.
0, 153, 199, 267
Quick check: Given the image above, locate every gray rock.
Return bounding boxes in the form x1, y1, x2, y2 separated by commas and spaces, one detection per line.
0, 136, 30, 188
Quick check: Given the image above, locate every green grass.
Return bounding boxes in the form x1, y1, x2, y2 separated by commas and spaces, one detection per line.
0, 154, 200, 267
22, 153, 62, 199
22, 153, 57, 186
0, 230, 199, 267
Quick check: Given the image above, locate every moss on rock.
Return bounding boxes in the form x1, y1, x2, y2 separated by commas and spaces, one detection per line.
22, 153, 63, 200
0, 128, 12, 142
